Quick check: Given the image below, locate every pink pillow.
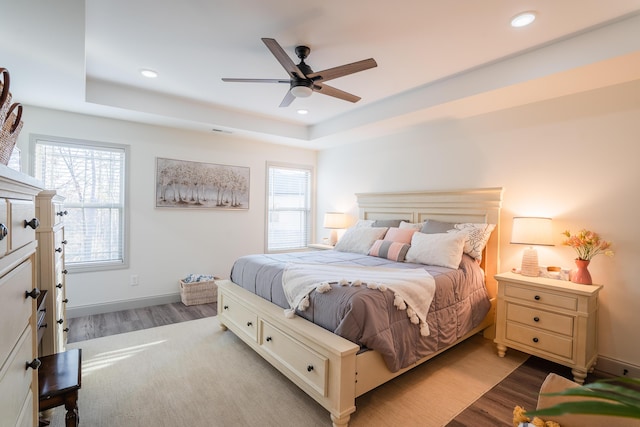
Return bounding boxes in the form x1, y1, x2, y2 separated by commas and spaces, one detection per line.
383, 227, 416, 244
369, 240, 410, 262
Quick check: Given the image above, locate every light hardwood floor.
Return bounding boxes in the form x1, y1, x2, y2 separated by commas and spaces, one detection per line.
67, 302, 607, 426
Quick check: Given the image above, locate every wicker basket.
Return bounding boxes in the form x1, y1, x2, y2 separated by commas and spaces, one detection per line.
0, 68, 11, 124
179, 277, 219, 306
0, 103, 23, 165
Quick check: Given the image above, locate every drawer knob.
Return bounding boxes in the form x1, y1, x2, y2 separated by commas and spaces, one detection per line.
266, 336, 272, 342
57, 319, 64, 324
223, 305, 229, 310
40, 323, 48, 329
62, 239, 68, 245
26, 358, 41, 370
532, 337, 539, 343
25, 288, 41, 299
56, 210, 69, 216
63, 298, 69, 303
56, 247, 63, 253
246, 321, 253, 327
64, 328, 70, 332
62, 269, 68, 274
24, 218, 40, 229
307, 365, 314, 372
534, 295, 541, 301
0, 223, 7, 240
533, 317, 540, 322
56, 283, 63, 288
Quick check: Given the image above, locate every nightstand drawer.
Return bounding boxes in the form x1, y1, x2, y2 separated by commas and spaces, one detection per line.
506, 322, 573, 359
505, 284, 578, 311
506, 302, 574, 336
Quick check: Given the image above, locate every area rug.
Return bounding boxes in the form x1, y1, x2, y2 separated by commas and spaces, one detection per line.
49, 317, 527, 427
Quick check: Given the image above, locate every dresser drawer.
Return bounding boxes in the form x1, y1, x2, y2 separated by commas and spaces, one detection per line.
260, 320, 328, 397
54, 229, 65, 264
9, 199, 37, 252
53, 201, 66, 226
15, 389, 33, 427
506, 322, 573, 359
0, 327, 34, 427
505, 284, 578, 311
0, 199, 7, 257
219, 293, 258, 342
0, 260, 33, 364
506, 302, 574, 336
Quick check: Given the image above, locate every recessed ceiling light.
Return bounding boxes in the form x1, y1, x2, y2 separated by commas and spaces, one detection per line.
297, 109, 309, 115
511, 11, 536, 28
140, 69, 158, 78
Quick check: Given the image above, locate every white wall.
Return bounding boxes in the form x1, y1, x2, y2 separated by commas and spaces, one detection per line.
16, 106, 316, 312
317, 80, 640, 371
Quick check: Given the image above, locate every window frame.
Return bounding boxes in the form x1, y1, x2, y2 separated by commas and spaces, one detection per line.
265, 161, 315, 253
29, 134, 130, 273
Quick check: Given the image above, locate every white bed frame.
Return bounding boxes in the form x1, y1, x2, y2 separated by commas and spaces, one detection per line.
217, 187, 503, 427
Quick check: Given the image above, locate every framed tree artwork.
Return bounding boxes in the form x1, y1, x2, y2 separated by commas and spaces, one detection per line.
155, 157, 249, 209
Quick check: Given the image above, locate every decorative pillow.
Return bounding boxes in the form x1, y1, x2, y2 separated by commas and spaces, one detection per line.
372, 219, 404, 228
368, 240, 410, 262
354, 219, 374, 228
405, 232, 466, 269
334, 227, 388, 255
449, 223, 496, 260
383, 227, 416, 244
420, 219, 456, 234
399, 221, 423, 230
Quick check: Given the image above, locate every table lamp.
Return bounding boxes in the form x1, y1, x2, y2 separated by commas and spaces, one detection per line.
323, 212, 348, 246
511, 217, 553, 276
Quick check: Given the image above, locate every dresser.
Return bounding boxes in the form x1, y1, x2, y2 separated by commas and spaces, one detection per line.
0, 165, 43, 427
494, 272, 602, 384
35, 190, 68, 355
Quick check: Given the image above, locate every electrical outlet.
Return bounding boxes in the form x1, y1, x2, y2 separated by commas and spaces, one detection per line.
130, 275, 139, 286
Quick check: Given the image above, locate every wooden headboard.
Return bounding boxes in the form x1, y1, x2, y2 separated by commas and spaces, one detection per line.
355, 187, 503, 298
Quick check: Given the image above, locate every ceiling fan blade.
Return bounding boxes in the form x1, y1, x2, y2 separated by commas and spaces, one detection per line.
261, 38, 307, 79
221, 78, 290, 83
307, 58, 377, 83
313, 83, 361, 103
279, 90, 296, 108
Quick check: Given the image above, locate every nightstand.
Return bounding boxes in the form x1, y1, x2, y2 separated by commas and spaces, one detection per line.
494, 272, 602, 384
307, 243, 334, 250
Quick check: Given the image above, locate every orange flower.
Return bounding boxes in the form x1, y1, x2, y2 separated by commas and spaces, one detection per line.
562, 229, 614, 261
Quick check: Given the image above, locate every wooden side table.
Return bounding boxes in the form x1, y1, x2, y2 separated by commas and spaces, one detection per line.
494, 272, 601, 384
39, 348, 82, 427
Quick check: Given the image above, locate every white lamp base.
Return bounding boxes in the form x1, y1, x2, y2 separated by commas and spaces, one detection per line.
328, 230, 338, 246
520, 247, 539, 277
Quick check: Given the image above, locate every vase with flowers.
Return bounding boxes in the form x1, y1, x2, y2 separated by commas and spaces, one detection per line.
562, 229, 614, 285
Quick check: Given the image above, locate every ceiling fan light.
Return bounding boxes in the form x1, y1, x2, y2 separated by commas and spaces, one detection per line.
291, 85, 313, 98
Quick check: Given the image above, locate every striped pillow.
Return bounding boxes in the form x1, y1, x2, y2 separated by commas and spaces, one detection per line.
368, 240, 410, 262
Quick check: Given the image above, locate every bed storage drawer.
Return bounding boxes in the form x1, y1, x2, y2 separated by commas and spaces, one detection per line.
219, 293, 258, 342
260, 319, 328, 397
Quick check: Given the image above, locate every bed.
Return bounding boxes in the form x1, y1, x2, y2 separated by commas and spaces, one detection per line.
216, 188, 503, 427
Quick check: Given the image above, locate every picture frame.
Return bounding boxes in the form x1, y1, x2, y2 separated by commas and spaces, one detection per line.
155, 157, 249, 209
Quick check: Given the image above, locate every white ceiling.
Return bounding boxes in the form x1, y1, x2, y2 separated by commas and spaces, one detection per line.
3, 0, 640, 149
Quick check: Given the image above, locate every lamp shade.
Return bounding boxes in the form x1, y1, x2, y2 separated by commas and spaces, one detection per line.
511, 217, 553, 246
323, 212, 348, 229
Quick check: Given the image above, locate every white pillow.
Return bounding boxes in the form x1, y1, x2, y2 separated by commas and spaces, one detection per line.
405, 231, 466, 269
354, 219, 375, 228
448, 223, 496, 260
334, 227, 388, 255
398, 221, 423, 230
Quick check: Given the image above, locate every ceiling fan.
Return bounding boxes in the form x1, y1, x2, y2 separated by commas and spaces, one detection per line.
222, 38, 377, 107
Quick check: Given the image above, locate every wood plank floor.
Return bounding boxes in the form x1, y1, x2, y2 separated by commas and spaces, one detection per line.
67, 303, 608, 426
67, 302, 217, 343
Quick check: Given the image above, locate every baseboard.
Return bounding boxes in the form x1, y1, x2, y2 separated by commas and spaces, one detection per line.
595, 355, 640, 378
67, 293, 182, 318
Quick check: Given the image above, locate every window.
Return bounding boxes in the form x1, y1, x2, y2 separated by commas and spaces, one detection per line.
31, 135, 128, 272
266, 162, 313, 252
